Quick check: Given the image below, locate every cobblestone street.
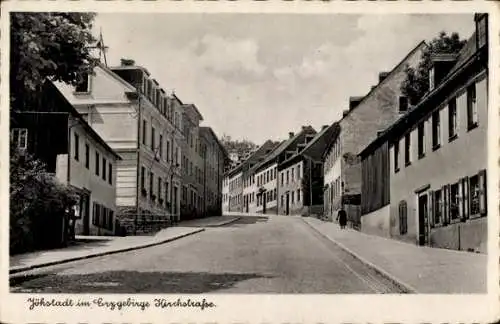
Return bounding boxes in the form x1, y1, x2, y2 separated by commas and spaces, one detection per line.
10, 216, 404, 294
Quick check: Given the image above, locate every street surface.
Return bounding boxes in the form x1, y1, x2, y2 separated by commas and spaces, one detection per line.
10, 216, 405, 294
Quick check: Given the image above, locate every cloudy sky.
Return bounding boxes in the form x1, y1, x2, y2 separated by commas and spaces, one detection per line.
93, 13, 475, 145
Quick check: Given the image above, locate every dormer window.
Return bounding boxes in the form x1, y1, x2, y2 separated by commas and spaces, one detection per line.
75, 72, 90, 93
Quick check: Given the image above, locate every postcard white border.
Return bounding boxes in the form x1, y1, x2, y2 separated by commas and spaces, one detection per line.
1, 1, 499, 323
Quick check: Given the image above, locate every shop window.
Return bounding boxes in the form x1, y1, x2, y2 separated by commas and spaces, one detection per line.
450, 182, 460, 221
433, 190, 442, 226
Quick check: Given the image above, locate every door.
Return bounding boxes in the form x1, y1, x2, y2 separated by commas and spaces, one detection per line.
418, 193, 429, 246
82, 193, 90, 235
286, 192, 290, 215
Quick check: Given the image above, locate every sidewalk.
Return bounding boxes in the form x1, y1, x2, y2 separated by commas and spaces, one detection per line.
10, 226, 204, 275
10, 215, 240, 275
302, 216, 487, 293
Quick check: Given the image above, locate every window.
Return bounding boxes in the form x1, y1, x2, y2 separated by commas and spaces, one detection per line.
166, 140, 171, 162
108, 163, 112, 185
273, 188, 277, 201
142, 120, 147, 145
291, 191, 295, 204
399, 96, 409, 112
467, 84, 478, 129
75, 73, 90, 93
141, 166, 146, 190
469, 174, 480, 216
450, 183, 460, 221
158, 177, 162, 204
159, 134, 163, 159
291, 168, 295, 182
399, 200, 408, 235
281, 173, 284, 186
286, 170, 289, 184
11, 128, 28, 150
149, 171, 154, 199
297, 189, 301, 202
151, 126, 156, 150
394, 140, 400, 172
297, 164, 301, 179
404, 133, 411, 166
448, 98, 457, 139
417, 122, 425, 158
102, 157, 107, 181
95, 151, 100, 176
281, 195, 284, 207
85, 144, 90, 169
433, 190, 442, 225
74, 133, 80, 161
432, 110, 441, 149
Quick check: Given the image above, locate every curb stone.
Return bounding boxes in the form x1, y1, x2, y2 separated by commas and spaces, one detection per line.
301, 217, 418, 294
204, 216, 241, 227
9, 228, 205, 275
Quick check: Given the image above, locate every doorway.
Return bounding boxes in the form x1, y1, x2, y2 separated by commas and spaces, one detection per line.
285, 192, 290, 215
417, 192, 429, 246
81, 193, 90, 235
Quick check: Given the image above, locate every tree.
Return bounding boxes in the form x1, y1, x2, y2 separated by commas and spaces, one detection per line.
10, 146, 78, 254
10, 12, 97, 109
401, 32, 467, 105
220, 134, 258, 159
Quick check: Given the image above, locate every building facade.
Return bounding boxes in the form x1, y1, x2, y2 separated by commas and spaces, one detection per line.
322, 41, 426, 226
11, 82, 120, 237
180, 103, 205, 220
359, 14, 488, 253
56, 62, 184, 234
254, 126, 317, 214
278, 123, 341, 217
200, 127, 229, 217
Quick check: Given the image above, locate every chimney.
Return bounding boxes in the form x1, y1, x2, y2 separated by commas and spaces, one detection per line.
301, 125, 308, 131
349, 96, 364, 110
378, 72, 390, 83
288, 132, 294, 139
342, 109, 349, 117
377, 130, 385, 137
371, 85, 377, 91
322, 125, 329, 130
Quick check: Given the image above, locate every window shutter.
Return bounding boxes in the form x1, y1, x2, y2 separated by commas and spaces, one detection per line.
458, 180, 463, 220
462, 177, 469, 220
442, 185, 449, 225
429, 190, 435, 228
479, 169, 487, 215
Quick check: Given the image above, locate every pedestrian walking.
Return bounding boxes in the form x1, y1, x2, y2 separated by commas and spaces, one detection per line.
337, 208, 347, 230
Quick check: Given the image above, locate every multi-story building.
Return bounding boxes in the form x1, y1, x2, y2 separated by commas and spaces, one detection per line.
254, 126, 317, 214
222, 176, 230, 212
56, 61, 184, 234
240, 140, 281, 213
359, 14, 488, 253
179, 102, 204, 220
227, 171, 243, 212
200, 126, 230, 217
322, 41, 427, 226
278, 123, 340, 217
11, 82, 120, 237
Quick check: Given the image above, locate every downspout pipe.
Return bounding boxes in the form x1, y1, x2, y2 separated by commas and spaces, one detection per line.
135, 95, 142, 235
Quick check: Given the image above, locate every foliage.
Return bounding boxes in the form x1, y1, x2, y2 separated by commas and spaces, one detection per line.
120, 58, 136, 66
401, 32, 467, 105
220, 134, 258, 159
10, 12, 97, 109
10, 146, 78, 254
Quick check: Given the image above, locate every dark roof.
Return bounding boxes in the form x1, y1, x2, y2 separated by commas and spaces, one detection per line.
226, 140, 281, 177
340, 41, 427, 121
359, 31, 485, 158
47, 82, 122, 160
254, 126, 316, 173
247, 140, 283, 175
281, 122, 341, 168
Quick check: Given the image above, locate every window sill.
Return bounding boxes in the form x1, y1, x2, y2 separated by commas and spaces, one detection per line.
73, 91, 91, 96
418, 153, 425, 160
448, 134, 458, 143
432, 144, 441, 152
405, 161, 411, 167
394, 167, 400, 174
467, 122, 479, 132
